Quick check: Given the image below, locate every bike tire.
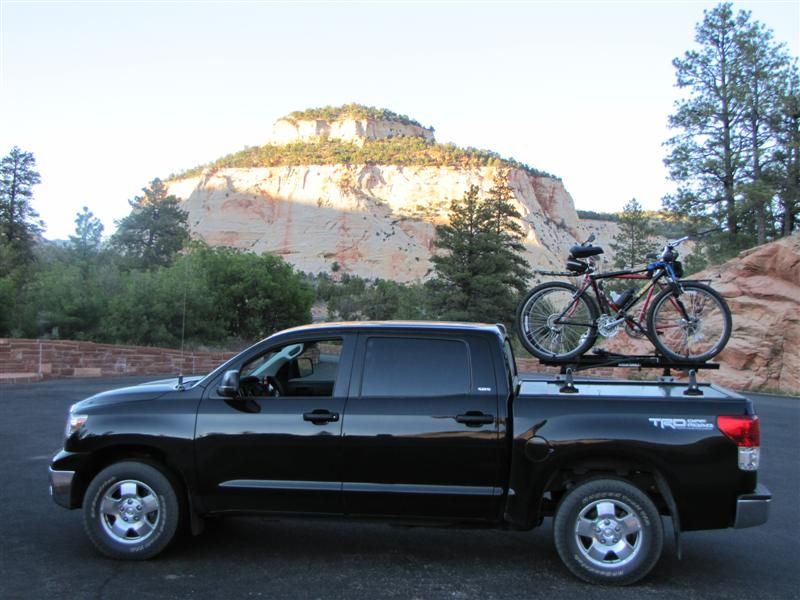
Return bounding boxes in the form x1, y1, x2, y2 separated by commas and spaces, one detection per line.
646, 282, 732, 363
516, 282, 599, 360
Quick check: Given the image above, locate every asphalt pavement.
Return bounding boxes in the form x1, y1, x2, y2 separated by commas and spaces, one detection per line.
0, 377, 798, 599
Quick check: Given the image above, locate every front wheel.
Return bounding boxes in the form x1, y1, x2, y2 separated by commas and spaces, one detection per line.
647, 282, 732, 362
516, 282, 599, 360
553, 478, 664, 585
83, 461, 180, 560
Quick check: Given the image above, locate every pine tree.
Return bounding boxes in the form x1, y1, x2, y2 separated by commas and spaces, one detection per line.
771, 68, 800, 236
484, 173, 531, 296
69, 207, 105, 278
0, 146, 43, 273
70, 207, 104, 254
664, 3, 749, 237
664, 3, 798, 252
609, 199, 655, 269
738, 18, 795, 243
429, 181, 530, 327
110, 178, 189, 269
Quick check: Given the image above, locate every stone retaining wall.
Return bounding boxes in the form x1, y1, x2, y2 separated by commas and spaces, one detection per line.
0, 338, 675, 386
0, 339, 236, 383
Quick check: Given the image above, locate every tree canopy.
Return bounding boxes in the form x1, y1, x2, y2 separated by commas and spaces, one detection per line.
0, 146, 43, 273
428, 177, 531, 328
664, 2, 798, 257
110, 178, 190, 270
610, 199, 655, 270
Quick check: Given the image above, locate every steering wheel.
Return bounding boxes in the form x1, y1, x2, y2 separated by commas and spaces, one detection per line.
239, 375, 262, 397
264, 376, 285, 397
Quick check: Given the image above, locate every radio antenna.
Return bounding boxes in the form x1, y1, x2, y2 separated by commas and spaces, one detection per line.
177, 249, 189, 390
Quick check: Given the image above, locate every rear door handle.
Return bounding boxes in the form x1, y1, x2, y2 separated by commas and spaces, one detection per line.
455, 411, 494, 427
303, 409, 339, 425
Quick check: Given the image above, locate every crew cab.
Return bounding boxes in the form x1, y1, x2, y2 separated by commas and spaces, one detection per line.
49, 321, 770, 585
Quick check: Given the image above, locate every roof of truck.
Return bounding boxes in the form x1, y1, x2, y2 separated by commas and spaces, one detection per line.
273, 321, 506, 336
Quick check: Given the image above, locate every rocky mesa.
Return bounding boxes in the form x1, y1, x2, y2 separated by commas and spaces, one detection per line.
167, 106, 584, 281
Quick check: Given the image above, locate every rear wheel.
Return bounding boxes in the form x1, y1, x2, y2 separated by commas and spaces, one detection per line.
553, 478, 664, 585
647, 282, 732, 362
516, 282, 599, 360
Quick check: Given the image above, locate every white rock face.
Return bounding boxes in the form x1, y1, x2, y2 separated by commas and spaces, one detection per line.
168, 165, 583, 281
268, 117, 435, 147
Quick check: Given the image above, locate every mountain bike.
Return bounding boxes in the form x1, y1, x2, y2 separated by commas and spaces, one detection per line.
516, 233, 732, 363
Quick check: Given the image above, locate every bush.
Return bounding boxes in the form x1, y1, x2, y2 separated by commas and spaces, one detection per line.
286, 104, 427, 128
173, 137, 557, 180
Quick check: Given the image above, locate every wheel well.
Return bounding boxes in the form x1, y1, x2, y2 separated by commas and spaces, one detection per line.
540, 457, 670, 517
73, 446, 188, 510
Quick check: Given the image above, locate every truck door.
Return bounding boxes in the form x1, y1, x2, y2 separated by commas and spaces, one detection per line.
341, 334, 502, 521
194, 335, 354, 514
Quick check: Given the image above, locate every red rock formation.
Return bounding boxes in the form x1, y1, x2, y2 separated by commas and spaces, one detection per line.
703, 235, 800, 393
600, 235, 799, 393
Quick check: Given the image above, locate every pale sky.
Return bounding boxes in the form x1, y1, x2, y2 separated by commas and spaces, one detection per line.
1, 0, 798, 240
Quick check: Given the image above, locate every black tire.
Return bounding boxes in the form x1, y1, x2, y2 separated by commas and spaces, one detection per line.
553, 478, 664, 586
646, 282, 732, 363
516, 282, 599, 360
83, 461, 180, 560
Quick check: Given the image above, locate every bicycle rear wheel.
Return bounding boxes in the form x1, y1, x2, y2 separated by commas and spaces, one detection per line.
646, 282, 732, 362
516, 282, 599, 360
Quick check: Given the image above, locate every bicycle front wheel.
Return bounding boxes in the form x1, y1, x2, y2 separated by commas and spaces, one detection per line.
646, 282, 732, 362
516, 282, 599, 360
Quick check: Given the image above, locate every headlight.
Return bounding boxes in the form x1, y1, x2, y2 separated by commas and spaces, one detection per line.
65, 413, 88, 439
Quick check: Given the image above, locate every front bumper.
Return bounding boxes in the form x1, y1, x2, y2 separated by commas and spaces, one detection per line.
49, 467, 76, 509
734, 483, 771, 528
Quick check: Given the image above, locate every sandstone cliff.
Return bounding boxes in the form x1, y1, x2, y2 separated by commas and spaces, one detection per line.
267, 116, 434, 147
169, 164, 580, 281
168, 108, 586, 281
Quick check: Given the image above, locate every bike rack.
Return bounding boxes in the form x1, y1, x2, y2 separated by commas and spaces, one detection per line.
540, 349, 719, 396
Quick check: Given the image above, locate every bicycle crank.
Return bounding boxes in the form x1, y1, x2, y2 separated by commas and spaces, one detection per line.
597, 315, 625, 338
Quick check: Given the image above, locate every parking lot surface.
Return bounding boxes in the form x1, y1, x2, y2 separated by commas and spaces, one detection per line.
1, 377, 798, 599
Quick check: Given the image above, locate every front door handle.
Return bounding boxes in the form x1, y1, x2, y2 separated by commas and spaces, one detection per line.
455, 411, 494, 427
303, 409, 339, 425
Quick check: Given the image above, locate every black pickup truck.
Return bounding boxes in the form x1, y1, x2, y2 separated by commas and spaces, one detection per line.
49, 321, 770, 585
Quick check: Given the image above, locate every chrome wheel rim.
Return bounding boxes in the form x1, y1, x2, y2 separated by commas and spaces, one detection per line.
574, 498, 643, 568
99, 479, 161, 544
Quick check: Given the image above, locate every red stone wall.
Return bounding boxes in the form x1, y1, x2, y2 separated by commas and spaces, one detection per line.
0, 338, 236, 384
0, 338, 682, 386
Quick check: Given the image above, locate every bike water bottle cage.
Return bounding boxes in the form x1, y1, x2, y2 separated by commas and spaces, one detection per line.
611, 289, 634, 309
569, 244, 604, 259
566, 259, 589, 273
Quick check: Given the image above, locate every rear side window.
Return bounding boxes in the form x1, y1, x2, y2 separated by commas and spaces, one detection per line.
361, 337, 470, 397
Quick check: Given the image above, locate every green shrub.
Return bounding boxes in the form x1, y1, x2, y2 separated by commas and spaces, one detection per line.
174, 137, 557, 180
286, 104, 426, 128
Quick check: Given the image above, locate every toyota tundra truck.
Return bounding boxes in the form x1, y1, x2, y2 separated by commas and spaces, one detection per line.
49, 321, 770, 585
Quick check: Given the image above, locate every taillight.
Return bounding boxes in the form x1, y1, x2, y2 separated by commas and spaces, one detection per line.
717, 415, 760, 471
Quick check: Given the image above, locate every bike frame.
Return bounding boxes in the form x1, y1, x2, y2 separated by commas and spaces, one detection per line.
558, 260, 683, 331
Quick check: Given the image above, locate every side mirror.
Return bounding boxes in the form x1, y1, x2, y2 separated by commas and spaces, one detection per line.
297, 357, 314, 378
217, 370, 240, 397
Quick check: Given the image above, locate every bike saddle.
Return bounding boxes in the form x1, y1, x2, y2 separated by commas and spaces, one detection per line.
569, 244, 604, 258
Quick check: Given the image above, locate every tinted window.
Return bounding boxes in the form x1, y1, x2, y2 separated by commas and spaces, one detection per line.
361, 337, 470, 397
